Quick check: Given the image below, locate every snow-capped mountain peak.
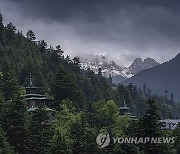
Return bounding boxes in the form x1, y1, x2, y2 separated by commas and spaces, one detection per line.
77, 54, 127, 77
77, 54, 159, 84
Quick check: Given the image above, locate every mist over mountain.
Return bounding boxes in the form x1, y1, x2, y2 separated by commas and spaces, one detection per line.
78, 54, 159, 84
123, 53, 180, 101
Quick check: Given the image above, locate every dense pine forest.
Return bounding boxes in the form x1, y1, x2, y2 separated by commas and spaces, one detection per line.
0, 13, 180, 153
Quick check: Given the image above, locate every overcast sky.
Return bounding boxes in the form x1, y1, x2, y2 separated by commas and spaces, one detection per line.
0, 0, 180, 66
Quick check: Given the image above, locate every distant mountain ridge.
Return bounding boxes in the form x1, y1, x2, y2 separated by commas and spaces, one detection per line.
123, 53, 180, 101
77, 54, 159, 84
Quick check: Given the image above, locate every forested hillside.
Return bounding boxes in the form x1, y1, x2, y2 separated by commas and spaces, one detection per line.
0, 13, 179, 117
0, 13, 180, 153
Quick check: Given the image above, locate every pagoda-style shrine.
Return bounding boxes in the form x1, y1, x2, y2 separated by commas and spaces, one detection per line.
23, 75, 55, 123
119, 98, 136, 119
119, 99, 130, 115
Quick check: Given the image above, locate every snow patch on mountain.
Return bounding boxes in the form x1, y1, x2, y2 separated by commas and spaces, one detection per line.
77, 54, 159, 84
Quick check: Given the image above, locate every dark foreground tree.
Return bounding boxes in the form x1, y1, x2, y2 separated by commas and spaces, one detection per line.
1, 91, 29, 153
138, 98, 165, 154
28, 105, 52, 154
0, 125, 14, 154
70, 112, 97, 154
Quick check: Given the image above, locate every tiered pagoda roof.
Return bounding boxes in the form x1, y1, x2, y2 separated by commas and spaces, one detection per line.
23, 74, 54, 113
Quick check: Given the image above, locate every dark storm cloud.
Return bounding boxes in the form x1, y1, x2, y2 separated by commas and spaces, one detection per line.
1, 0, 180, 65
7, 0, 180, 22
8, 0, 180, 19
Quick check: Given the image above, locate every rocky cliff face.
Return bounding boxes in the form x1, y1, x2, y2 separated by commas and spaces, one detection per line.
128, 57, 159, 75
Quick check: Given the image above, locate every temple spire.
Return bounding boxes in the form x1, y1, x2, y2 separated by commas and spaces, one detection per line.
123, 99, 127, 107
119, 97, 129, 115
29, 74, 33, 87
